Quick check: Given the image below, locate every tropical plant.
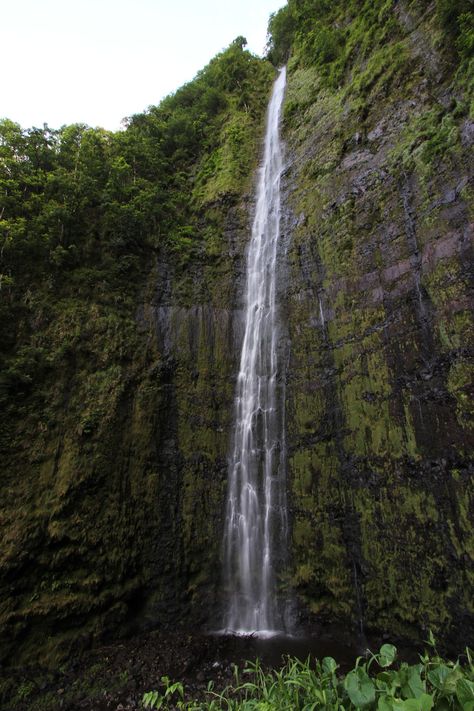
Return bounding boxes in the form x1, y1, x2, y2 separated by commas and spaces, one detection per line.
142, 638, 474, 710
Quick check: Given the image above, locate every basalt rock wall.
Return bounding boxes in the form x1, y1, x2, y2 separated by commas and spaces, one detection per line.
0, 44, 274, 666
281, 0, 473, 648
0, 199, 252, 665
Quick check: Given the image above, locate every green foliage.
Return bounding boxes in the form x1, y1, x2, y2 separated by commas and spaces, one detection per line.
346, 39, 410, 107
389, 108, 460, 176
379, 645, 398, 668
345, 666, 377, 707
455, 11, 474, 112
193, 111, 255, 204
300, 22, 342, 68
142, 643, 474, 710
0, 41, 272, 300
435, 0, 472, 40
266, 6, 296, 65
143, 676, 185, 709
268, 0, 469, 192
267, 0, 473, 78
0, 37, 274, 670
456, 12, 474, 59
266, 0, 404, 88
266, 0, 338, 77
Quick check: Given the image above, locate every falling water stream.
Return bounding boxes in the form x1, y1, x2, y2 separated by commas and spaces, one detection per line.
222, 67, 287, 636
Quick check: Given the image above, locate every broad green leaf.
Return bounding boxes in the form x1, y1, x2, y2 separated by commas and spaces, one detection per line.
398, 694, 434, 711
402, 667, 425, 699
323, 656, 338, 674
419, 693, 435, 711
457, 678, 474, 707
400, 700, 422, 711
429, 666, 463, 695
379, 645, 398, 668
378, 695, 395, 711
427, 665, 451, 691
377, 684, 433, 711
344, 668, 376, 707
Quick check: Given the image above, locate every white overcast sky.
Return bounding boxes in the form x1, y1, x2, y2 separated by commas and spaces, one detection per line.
1, 0, 286, 131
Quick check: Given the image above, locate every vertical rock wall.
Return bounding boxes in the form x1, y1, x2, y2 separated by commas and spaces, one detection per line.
281, 4, 473, 647
0, 199, 251, 665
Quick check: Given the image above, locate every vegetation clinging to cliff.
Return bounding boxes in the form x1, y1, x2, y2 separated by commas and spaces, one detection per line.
266, 0, 473, 645
267, 0, 473, 89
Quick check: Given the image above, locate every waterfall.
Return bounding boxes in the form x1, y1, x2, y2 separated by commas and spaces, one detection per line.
222, 67, 287, 636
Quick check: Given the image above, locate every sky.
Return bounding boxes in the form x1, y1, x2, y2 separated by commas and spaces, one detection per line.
1, 0, 286, 132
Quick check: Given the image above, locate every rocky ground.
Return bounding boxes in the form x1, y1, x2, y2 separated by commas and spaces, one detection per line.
1, 627, 372, 711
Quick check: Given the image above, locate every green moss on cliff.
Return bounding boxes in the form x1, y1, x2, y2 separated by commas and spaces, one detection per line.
278, 0, 473, 643
0, 41, 274, 665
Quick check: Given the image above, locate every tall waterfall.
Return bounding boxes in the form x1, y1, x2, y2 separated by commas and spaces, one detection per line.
222, 67, 287, 635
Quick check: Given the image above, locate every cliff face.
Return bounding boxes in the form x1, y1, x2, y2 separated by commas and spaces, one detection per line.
0, 45, 273, 665
0, 202, 251, 665
280, 0, 473, 646
0, 2, 473, 666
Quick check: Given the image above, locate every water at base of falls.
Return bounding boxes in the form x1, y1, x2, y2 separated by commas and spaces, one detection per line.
208, 629, 369, 671
221, 67, 287, 637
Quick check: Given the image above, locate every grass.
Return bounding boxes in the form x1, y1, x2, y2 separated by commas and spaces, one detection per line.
142, 638, 474, 710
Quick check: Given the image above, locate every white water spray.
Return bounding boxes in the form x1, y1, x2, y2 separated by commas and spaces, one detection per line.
222, 68, 287, 636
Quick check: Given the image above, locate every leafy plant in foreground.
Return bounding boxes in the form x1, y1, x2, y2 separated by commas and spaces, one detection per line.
143, 676, 184, 709
142, 638, 474, 710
